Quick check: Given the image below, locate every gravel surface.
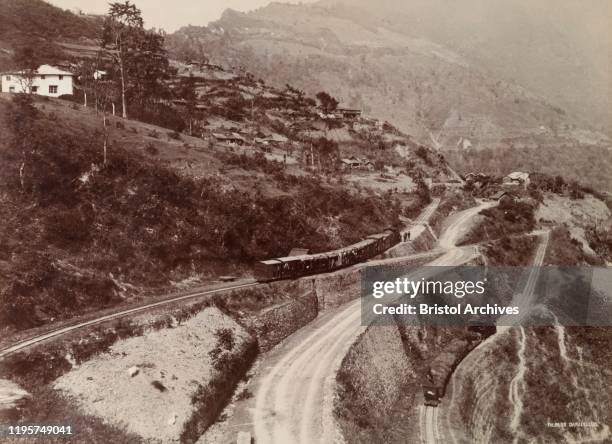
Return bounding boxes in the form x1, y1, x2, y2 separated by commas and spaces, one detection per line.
55, 307, 248, 442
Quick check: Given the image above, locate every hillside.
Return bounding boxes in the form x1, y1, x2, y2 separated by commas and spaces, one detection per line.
0, 0, 464, 336
1, 91, 430, 333
166, 4, 610, 150
314, 0, 611, 135
445, 145, 612, 193
0, 0, 101, 69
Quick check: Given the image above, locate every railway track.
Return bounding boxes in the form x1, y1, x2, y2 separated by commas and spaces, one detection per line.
0, 281, 258, 359
0, 199, 446, 362
248, 202, 491, 444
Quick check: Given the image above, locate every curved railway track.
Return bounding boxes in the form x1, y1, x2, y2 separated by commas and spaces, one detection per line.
0, 281, 258, 359
1, 200, 444, 361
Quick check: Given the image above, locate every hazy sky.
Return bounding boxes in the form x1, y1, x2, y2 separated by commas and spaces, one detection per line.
48, 0, 313, 32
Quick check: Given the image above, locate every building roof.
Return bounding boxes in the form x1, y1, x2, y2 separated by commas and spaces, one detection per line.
260, 259, 282, 265
506, 171, 529, 181
341, 157, 365, 166
288, 248, 310, 257
491, 191, 514, 200
2, 65, 73, 76
213, 132, 244, 141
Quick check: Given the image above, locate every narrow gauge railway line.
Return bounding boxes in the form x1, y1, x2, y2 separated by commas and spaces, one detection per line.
0, 202, 440, 360
0, 281, 258, 359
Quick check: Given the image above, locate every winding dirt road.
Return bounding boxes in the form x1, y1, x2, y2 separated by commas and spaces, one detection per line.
251, 201, 493, 444
432, 230, 551, 444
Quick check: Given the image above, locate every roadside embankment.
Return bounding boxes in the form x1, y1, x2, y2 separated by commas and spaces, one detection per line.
0, 222, 441, 442
252, 289, 318, 352
336, 315, 486, 443
429, 192, 477, 238
444, 330, 519, 443
53, 307, 254, 443
335, 313, 483, 443
335, 314, 415, 443
382, 227, 437, 259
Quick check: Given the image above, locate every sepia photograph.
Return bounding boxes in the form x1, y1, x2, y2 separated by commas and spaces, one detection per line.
0, 0, 610, 443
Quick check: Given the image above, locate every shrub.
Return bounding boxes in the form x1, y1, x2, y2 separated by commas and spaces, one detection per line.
145, 142, 159, 155
181, 337, 258, 443
44, 205, 92, 248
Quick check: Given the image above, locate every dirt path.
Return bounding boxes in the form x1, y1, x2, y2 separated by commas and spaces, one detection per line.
247, 201, 492, 444
438, 230, 550, 444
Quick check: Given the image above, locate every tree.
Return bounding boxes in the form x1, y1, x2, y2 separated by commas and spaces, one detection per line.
12, 45, 42, 94
74, 59, 118, 164
98, 80, 120, 165
176, 75, 198, 135
5, 95, 39, 190
316, 91, 339, 112
125, 29, 173, 114
313, 137, 339, 169
101, 1, 144, 119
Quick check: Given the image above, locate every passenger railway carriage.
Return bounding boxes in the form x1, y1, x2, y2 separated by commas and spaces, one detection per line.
254, 228, 400, 282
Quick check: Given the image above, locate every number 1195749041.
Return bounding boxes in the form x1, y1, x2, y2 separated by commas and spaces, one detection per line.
6, 425, 73, 436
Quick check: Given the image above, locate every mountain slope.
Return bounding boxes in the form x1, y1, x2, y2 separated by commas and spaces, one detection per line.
316, 0, 610, 135
166, 3, 610, 150
0, 0, 102, 69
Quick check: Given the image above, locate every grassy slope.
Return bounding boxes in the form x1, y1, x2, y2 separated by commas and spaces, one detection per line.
0, 94, 401, 333
0, 0, 101, 69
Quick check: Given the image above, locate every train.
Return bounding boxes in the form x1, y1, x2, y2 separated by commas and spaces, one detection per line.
254, 228, 401, 282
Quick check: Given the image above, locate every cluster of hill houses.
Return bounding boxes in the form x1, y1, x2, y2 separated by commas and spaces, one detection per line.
211, 131, 291, 150
3, 63, 405, 172
339, 156, 375, 170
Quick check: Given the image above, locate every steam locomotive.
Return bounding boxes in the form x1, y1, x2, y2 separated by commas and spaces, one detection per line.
254, 228, 400, 282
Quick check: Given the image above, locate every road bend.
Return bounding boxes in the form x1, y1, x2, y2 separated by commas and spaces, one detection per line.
252, 201, 493, 444
433, 230, 551, 444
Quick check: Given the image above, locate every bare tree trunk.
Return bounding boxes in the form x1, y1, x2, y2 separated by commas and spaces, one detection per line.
19, 162, 25, 190
84, 91, 87, 108
119, 56, 127, 119
310, 143, 315, 169
103, 114, 108, 164
112, 103, 116, 116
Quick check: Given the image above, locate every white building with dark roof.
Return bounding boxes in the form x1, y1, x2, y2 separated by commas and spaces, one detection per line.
1, 65, 74, 97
